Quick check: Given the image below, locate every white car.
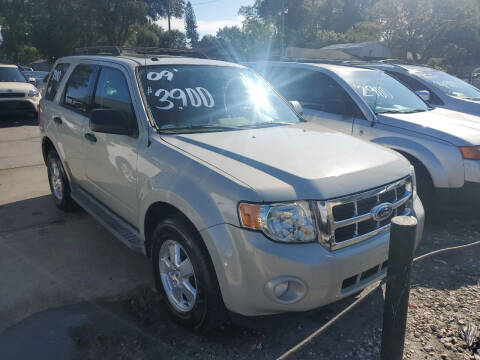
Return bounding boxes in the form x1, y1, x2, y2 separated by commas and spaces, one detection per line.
0, 64, 41, 119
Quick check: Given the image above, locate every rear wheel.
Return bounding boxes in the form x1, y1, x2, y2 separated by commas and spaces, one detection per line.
47, 150, 74, 211
152, 214, 226, 333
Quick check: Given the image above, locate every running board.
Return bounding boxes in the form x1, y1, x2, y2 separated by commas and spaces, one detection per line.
71, 186, 143, 253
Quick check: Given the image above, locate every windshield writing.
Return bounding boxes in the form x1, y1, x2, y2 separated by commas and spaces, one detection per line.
138, 65, 300, 132
342, 70, 429, 114
414, 69, 480, 100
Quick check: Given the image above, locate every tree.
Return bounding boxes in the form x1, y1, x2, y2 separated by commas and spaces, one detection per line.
0, 0, 32, 63
146, 0, 185, 46
184, 1, 199, 47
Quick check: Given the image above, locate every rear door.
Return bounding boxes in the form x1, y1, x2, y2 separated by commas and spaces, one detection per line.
56, 63, 99, 185
83, 65, 140, 226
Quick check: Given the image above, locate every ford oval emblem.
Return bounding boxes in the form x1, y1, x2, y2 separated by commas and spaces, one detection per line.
371, 203, 394, 222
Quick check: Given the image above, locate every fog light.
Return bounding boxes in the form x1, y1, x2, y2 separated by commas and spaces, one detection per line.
274, 281, 289, 297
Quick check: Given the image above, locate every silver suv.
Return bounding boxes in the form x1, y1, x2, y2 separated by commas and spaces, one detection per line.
39, 49, 424, 332
250, 62, 480, 210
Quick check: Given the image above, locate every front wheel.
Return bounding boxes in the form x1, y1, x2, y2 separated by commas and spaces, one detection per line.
47, 150, 74, 211
152, 214, 226, 333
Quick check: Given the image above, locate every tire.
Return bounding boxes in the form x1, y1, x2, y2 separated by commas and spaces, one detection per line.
46, 150, 74, 211
152, 214, 226, 333
411, 159, 434, 213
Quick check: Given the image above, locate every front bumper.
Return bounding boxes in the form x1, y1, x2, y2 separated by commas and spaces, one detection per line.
0, 98, 39, 116
201, 196, 424, 316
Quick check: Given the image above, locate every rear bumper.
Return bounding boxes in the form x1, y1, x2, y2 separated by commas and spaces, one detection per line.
201, 196, 424, 317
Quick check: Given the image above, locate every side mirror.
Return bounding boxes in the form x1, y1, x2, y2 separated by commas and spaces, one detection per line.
90, 108, 135, 136
289, 100, 304, 115
416, 90, 431, 102
28, 77, 36, 85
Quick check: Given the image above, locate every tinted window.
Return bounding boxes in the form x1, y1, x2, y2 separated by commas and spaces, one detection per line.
388, 71, 443, 105
93, 68, 134, 117
63, 65, 99, 114
0, 67, 26, 83
45, 63, 70, 101
264, 66, 362, 117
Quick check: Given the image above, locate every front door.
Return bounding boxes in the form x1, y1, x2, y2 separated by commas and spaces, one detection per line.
83, 66, 140, 226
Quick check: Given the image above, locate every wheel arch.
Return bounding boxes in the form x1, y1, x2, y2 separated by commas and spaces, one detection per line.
371, 136, 450, 188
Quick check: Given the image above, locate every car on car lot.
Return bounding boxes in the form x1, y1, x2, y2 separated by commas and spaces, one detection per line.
249, 62, 480, 210
0, 64, 41, 118
22, 70, 49, 94
39, 49, 424, 332
350, 63, 480, 117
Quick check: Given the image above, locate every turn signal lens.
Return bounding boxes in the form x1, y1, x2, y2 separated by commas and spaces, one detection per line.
238, 203, 262, 230
459, 146, 480, 160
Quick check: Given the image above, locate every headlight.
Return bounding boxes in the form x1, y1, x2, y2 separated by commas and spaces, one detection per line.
238, 201, 316, 243
28, 88, 40, 97
459, 146, 480, 160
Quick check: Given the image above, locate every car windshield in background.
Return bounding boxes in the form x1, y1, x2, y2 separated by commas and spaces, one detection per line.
413, 69, 480, 101
23, 71, 48, 80
138, 65, 300, 133
340, 69, 429, 114
0, 67, 27, 83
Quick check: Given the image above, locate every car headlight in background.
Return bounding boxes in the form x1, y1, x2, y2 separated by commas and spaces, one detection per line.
28, 88, 40, 97
238, 201, 316, 243
459, 146, 480, 160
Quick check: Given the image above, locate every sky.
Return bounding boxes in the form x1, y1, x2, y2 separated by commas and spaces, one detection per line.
157, 0, 255, 38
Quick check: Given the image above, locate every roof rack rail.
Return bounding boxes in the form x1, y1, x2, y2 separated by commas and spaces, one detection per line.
72, 46, 208, 59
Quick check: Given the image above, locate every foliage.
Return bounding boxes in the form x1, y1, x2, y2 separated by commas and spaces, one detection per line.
184, 1, 199, 47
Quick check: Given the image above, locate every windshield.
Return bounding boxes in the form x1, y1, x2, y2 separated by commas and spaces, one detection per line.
138, 65, 301, 133
340, 69, 429, 114
413, 69, 480, 101
0, 67, 27, 83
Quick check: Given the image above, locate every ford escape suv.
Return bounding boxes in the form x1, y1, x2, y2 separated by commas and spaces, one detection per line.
39, 48, 424, 332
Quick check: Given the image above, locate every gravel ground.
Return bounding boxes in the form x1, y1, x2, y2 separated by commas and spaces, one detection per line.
70, 210, 480, 360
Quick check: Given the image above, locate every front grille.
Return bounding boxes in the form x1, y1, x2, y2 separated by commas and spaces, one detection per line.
0, 100, 35, 111
0, 92, 25, 98
317, 177, 413, 251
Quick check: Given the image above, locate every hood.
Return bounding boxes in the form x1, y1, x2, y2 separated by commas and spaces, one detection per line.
0, 82, 36, 93
378, 107, 480, 146
161, 122, 411, 202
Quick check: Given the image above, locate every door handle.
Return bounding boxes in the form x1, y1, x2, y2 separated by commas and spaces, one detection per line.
84, 133, 97, 143
53, 117, 62, 125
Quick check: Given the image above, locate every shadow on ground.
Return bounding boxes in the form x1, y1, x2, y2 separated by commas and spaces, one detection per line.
0, 116, 37, 128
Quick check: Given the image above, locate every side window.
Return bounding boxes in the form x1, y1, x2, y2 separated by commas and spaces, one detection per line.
267, 67, 363, 118
45, 63, 70, 101
63, 64, 99, 114
387, 72, 444, 105
92, 67, 134, 120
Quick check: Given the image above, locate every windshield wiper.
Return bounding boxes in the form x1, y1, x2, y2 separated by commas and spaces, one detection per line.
157, 124, 241, 134
462, 97, 480, 101
237, 122, 294, 129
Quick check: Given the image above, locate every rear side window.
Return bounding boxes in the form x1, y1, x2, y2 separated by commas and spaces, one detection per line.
63, 65, 99, 114
387, 71, 444, 105
45, 63, 70, 101
93, 67, 134, 118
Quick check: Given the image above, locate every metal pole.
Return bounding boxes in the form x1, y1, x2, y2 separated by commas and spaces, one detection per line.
380, 216, 417, 360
